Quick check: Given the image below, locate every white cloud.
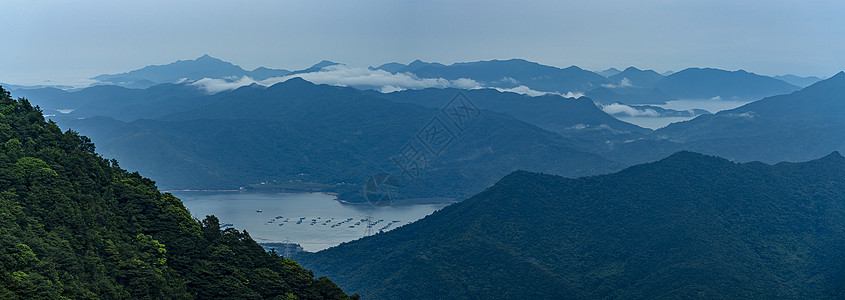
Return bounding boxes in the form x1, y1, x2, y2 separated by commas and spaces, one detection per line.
560, 91, 585, 99
493, 85, 584, 98
452, 77, 482, 89
191, 76, 258, 94
379, 85, 405, 93
601, 103, 660, 117
498, 77, 519, 85
190, 64, 487, 93
601, 77, 634, 88
269, 65, 480, 89
188, 65, 584, 100
494, 85, 551, 97
725, 111, 756, 119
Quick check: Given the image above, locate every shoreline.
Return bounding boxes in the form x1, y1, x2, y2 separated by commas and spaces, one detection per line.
335, 197, 458, 206
162, 189, 243, 193
165, 189, 458, 206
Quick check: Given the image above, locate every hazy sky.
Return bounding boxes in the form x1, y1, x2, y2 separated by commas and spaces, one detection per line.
2, 0, 844, 86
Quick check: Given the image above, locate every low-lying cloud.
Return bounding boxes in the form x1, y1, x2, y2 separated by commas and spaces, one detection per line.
601, 77, 634, 89
601, 103, 660, 117
191, 76, 258, 93
724, 111, 756, 119
190, 64, 583, 98
493, 86, 584, 98
191, 65, 482, 94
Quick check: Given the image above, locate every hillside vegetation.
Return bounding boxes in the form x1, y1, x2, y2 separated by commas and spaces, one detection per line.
298, 151, 845, 299
0, 86, 355, 299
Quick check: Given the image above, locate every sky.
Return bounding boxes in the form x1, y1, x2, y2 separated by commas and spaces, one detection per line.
2, 0, 844, 86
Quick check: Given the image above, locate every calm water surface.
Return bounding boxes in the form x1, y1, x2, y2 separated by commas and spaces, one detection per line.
173, 191, 449, 252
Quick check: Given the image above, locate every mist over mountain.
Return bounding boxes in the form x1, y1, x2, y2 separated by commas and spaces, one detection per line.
45, 78, 619, 201
12, 83, 213, 121
369, 87, 649, 139
91, 54, 291, 88
16, 55, 842, 202
607, 67, 664, 88
81, 56, 808, 109
16, 56, 842, 200
0, 83, 74, 91
653, 71, 845, 163
289, 60, 341, 75
387, 58, 609, 94
598, 69, 672, 105
369, 62, 406, 73
596, 67, 622, 77
7, 1, 844, 298
654, 68, 800, 100
6, 53, 845, 299
585, 86, 675, 104
774, 74, 823, 88
601, 103, 709, 118
372, 60, 447, 74
297, 151, 845, 299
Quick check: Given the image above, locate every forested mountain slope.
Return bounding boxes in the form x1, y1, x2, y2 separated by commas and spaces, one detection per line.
298, 151, 845, 299
0, 86, 354, 299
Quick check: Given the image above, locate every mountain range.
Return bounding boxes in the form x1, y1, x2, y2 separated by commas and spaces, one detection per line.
372, 59, 803, 104
7, 55, 842, 202
653, 68, 800, 100
774, 74, 823, 88
10, 83, 212, 121
653, 71, 845, 163
608, 67, 665, 88
366, 87, 649, 140
72, 55, 810, 107
4, 54, 845, 298
40, 79, 620, 201
296, 151, 845, 299
91, 54, 291, 88
377, 58, 610, 94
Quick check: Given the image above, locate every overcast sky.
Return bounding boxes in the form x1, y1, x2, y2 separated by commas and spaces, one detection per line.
2, 0, 844, 86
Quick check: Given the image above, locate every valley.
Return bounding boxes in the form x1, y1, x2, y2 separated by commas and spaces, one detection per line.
2, 3, 842, 297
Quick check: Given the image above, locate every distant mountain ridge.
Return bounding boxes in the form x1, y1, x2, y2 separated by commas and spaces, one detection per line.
92, 54, 291, 88
654, 68, 800, 100
16, 64, 842, 199
86, 56, 808, 106
774, 74, 823, 88
372, 59, 446, 73
289, 60, 341, 75
608, 67, 664, 88
402, 58, 610, 93
596, 67, 622, 77
651, 71, 845, 162
15, 57, 841, 201
40, 78, 621, 200
369, 87, 650, 139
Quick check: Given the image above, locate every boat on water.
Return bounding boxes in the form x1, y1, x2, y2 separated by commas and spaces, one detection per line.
256, 210, 263, 213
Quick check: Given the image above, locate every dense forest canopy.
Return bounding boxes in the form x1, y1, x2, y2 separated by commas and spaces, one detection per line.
298, 151, 845, 299
0, 85, 355, 299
